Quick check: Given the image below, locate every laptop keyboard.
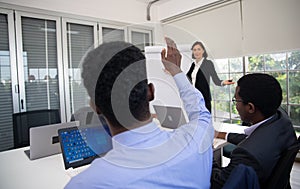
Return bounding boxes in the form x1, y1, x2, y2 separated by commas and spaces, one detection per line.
60, 129, 97, 163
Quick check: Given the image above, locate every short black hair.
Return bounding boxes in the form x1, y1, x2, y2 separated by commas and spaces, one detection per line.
191, 41, 208, 59
81, 41, 149, 128
237, 73, 282, 118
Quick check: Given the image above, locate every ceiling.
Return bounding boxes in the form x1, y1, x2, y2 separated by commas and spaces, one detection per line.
135, 0, 215, 6
135, 0, 171, 5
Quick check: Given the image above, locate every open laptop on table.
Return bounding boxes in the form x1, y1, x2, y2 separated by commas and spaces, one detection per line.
58, 124, 112, 177
25, 121, 79, 160
153, 105, 187, 129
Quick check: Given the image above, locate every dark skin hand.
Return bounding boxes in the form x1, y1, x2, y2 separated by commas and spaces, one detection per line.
161, 37, 182, 76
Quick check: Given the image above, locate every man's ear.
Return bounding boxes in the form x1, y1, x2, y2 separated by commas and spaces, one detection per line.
89, 99, 102, 114
147, 83, 155, 101
89, 99, 97, 112
247, 102, 256, 114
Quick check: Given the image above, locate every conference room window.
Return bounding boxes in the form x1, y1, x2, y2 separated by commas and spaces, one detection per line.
212, 50, 300, 130
0, 12, 14, 151
247, 51, 300, 130
62, 20, 97, 120
129, 28, 152, 52
101, 26, 125, 43
211, 57, 243, 124
18, 16, 60, 111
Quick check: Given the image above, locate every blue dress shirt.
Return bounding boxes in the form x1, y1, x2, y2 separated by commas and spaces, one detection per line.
65, 72, 214, 189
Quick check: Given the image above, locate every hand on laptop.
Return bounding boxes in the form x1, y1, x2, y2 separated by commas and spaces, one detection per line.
161, 37, 182, 76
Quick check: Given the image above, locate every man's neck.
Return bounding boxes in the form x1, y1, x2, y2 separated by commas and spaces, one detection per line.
249, 113, 267, 125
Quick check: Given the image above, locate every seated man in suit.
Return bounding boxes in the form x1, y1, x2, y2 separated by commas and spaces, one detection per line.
212, 73, 298, 189
65, 38, 214, 188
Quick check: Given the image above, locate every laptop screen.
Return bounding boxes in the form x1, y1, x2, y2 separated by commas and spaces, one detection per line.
58, 125, 112, 169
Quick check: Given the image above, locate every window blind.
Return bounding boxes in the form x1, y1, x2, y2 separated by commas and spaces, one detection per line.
21, 17, 60, 111
66, 23, 94, 114
0, 13, 14, 151
102, 27, 125, 43
131, 31, 150, 52
242, 0, 300, 55
162, 1, 242, 59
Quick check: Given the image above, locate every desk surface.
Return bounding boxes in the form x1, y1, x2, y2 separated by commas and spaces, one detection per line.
0, 147, 70, 189
213, 121, 247, 134
0, 122, 245, 189
213, 122, 247, 149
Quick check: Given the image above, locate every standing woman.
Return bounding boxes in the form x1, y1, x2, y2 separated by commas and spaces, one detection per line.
186, 41, 234, 112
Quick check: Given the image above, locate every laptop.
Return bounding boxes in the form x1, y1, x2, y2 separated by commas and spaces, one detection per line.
25, 121, 79, 160
58, 124, 112, 171
153, 105, 187, 129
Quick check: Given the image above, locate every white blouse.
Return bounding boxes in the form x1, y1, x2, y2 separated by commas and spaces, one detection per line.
191, 58, 204, 86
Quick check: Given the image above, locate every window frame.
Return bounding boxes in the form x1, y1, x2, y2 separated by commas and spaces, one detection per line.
61, 17, 98, 121
14, 11, 65, 119
99, 23, 127, 43
212, 50, 300, 128
127, 26, 154, 51
0, 8, 18, 112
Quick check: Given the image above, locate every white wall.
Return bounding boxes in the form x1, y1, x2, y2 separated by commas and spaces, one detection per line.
157, 0, 218, 20
0, 0, 151, 24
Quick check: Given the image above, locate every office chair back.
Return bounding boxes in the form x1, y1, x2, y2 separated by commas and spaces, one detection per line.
264, 138, 300, 189
13, 109, 61, 148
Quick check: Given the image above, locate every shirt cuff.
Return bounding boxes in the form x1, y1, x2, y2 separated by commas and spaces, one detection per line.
173, 72, 191, 90
221, 80, 225, 86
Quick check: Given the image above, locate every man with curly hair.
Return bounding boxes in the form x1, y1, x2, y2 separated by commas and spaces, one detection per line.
65, 39, 214, 188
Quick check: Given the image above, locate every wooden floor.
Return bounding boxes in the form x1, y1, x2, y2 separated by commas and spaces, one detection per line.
291, 162, 300, 189
222, 157, 300, 188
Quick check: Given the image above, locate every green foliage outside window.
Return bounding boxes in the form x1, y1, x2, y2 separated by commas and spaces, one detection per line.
212, 51, 300, 129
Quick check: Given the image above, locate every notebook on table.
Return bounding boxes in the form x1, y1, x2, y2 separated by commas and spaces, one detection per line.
58, 124, 112, 174
25, 121, 79, 160
153, 105, 187, 129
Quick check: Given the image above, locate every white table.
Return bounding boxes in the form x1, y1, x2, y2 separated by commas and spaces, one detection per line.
0, 147, 70, 189
213, 121, 247, 134
213, 122, 247, 148
212, 122, 248, 166
0, 122, 247, 189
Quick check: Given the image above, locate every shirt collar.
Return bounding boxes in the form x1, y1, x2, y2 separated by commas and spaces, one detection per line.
244, 116, 273, 136
194, 57, 204, 67
112, 121, 161, 147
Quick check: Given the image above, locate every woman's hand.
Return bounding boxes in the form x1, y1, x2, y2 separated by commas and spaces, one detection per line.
223, 79, 235, 85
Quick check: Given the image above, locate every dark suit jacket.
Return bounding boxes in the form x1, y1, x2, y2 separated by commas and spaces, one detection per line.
186, 59, 222, 105
211, 109, 298, 189
222, 164, 260, 189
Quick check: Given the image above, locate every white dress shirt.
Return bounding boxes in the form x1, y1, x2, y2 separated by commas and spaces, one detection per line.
225, 116, 273, 140
244, 116, 273, 136
191, 58, 204, 86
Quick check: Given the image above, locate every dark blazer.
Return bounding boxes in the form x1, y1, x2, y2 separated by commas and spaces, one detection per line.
211, 109, 298, 189
222, 164, 260, 189
186, 59, 222, 111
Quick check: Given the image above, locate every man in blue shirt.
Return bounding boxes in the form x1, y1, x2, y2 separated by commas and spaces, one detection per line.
65, 38, 214, 188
